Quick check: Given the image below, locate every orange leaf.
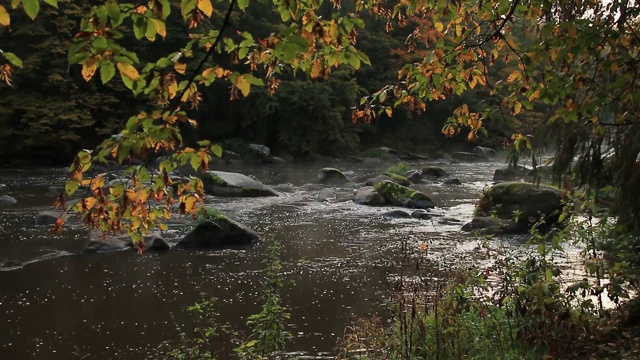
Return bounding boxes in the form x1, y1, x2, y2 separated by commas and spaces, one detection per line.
117, 62, 140, 80
81, 57, 97, 81
197, 0, 213, 17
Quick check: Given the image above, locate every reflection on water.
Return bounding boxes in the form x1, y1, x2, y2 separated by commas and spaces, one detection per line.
0, 161, 588, 359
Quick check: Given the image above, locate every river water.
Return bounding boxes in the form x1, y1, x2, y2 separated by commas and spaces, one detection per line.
0, 160, 587, 359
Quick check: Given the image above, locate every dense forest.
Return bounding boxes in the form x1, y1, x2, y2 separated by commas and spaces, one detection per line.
0, 0, 517, 166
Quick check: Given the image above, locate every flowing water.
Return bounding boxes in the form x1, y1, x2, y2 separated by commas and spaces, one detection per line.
0, 160, 587, 359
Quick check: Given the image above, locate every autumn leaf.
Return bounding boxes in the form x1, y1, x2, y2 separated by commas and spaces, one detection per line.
513, 101, 522, 115
0, 5, 10, 26
197, 0, 213, 17
236, 75, 250, 96
434, 21, 443, 32
117, 62, 140, 80
81, 57, 98, 81
507, 71, 520, 83
174, 63, 187, 74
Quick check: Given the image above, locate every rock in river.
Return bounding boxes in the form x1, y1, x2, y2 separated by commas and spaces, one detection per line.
176, 217, 260, 249
317, 168, 350, 185
201, 171, 279, 197
0, 195, 17, 205
422, 166, 449, 178
35, 211, 60, 225
354, 181, 435, 209
464, 182, 566, 234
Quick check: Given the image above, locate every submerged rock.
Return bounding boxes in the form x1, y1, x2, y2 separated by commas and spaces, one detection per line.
450, 152, 488, 162
317, 188, 336, 202
0, 195, 17, 205
35, 211, 60, 225
493, 166, 531, 182
411, 209, 432, 220
353, 186, 386, 206
422, 167, 449, 178
443, 178, 462, 185
382, 210, 412, 218
462, 217, 526, 234
404, 170, 424, 183
176, 217, 259, 249
317, 168, 350, 185
474, 146, 497, 157
84, 235, 130, 254
201, 171, 279, 197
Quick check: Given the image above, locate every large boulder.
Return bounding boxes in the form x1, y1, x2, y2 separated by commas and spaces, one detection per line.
493, 166, 531, 182
201, 171, 279, 197
474, 146, 497, 157
422, 167, 449, 178
176, 217, 259, 249
374, 180, 435, 209
461, 217, 526, 234
317, 168, 350, 185
451, 152, 489, 162
470, 182, 565, 233
0, 195, 17, 205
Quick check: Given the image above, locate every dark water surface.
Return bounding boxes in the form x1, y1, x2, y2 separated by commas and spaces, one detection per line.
0, 161, 583, 359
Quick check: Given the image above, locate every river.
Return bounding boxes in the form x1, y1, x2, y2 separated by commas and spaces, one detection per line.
0, 160, 586, 359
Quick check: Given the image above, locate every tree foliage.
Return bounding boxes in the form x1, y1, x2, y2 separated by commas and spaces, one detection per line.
1, 0, 639, 246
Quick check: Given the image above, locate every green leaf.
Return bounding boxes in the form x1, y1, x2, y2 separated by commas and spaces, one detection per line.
244, 74, 264, 86
3, 52, 22, 67
93, 36, 108, 54
22, 0, 38, 19
65, 179, 80, 195
133, 16, 146, 40
117, 142, 131, 163
100, 61, 116, 84
42, 0, 58, 8
237, 0, 249, 10
211, 144, 222, 158
287, 34, 309, 52
106, 0, 121, 24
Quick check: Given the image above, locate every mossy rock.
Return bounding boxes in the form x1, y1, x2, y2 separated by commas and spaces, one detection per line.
374, 180, 435, 209
476, 182, 565, 229
381, 172, 411, 186
353, 186, 386, 205
201, 171, 279, 197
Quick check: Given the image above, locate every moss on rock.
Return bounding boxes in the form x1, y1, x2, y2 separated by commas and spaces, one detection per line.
374, 180, 435, 209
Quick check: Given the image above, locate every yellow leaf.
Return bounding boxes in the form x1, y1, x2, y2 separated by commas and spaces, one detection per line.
236, 75, 250, 97
197, 0, 213, 17
507, 70, 520, 83
117, 62, 140, 80
513, 101, 522, 115
174, 63, 187, 74
468, 131, 477, 141
0, 5, 10, 26
150, 18, 166, 38
202, 67, 214, 79
528, 89, 540, 102
310, 60, 321, 78
385, 107, 393, 117
434, 21, 443, 33
167, 80, 178, 98
81, 57, 97, 81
